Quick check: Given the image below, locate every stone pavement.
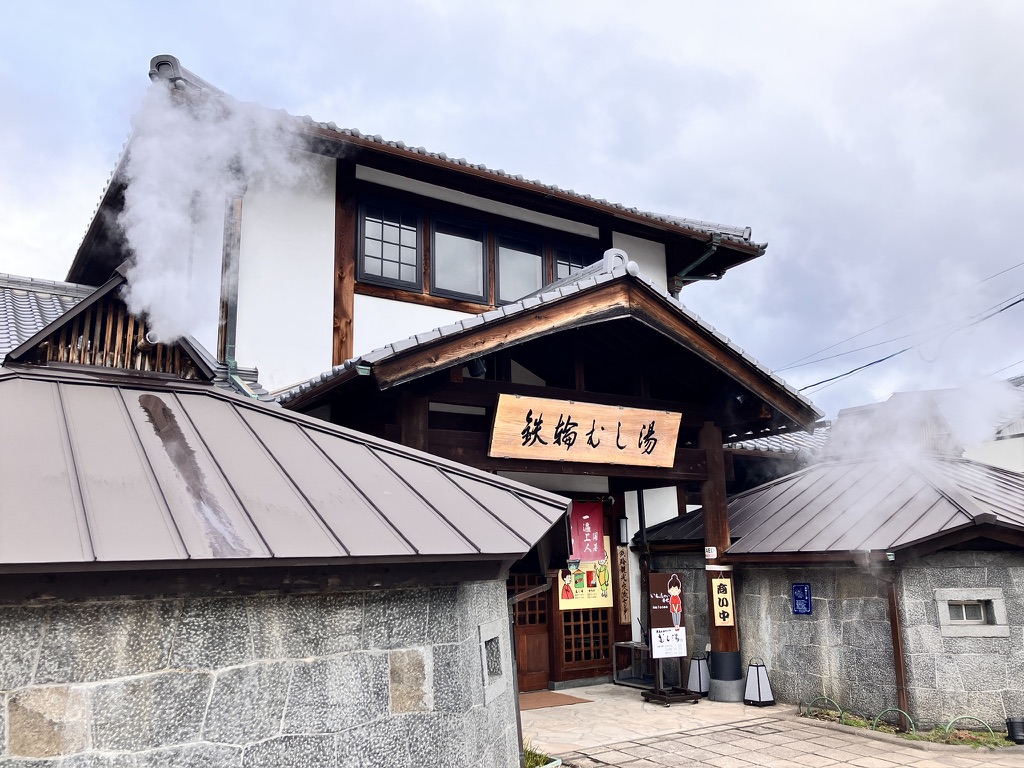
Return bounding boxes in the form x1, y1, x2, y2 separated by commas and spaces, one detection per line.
521, 684, 1024, 768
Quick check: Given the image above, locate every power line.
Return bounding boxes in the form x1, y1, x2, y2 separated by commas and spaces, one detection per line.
797, 292, 1024, 393
781, 258, 1024, 370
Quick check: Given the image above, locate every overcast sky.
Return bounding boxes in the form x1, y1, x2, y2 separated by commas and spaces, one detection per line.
3, 1, 1023, 419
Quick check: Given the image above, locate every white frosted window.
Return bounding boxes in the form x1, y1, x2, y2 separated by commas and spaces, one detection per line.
434, 221, 485, 301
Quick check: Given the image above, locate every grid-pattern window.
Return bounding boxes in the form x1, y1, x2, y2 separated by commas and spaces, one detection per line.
509, 574, 548, 626
562, 608, 611, 664
360, 204, 420, 288
555, 246, 598, 280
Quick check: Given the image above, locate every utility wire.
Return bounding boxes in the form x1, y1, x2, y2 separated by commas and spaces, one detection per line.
798, 292, 1024, 393
781, 258, 1024, 370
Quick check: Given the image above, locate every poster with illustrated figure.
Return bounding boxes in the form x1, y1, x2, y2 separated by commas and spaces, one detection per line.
557, 536, 613, 610
647, 572, 687, 659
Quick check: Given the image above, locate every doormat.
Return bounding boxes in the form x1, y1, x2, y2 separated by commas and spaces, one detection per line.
519, 691, 592, 711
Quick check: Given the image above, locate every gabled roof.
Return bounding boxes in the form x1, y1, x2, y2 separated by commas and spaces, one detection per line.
67, 55, 765, 286
0, 273, 92, 358
0, 365, 568, 573
2, 266, 273, 401
278, 251, 822, 433
646, 454, 1024, 561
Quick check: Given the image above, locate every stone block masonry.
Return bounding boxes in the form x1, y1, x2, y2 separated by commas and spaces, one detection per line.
0, 581, 519, 767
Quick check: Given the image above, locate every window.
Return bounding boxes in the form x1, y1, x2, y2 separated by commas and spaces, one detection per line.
497, 234, 542, 303
358, 203, 421, 289
934, 588, 1009, 638
356, 195, 600, 306
554, 246, 598, 280
432, 218, 486, 301
947, 601, 985, 624
478, 618, 508, 704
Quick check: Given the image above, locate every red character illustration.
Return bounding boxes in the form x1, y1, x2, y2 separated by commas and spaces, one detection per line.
560, 570, 574, 600
668, 574, 682, 628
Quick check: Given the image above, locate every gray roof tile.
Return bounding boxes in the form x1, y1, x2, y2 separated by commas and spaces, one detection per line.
1, 273, 93, 359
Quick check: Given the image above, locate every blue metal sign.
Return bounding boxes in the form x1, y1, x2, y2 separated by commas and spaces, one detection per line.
792, 583, 812, 615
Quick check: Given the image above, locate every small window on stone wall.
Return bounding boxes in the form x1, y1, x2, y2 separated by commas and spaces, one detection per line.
478, 617, 509, 704
484, 635, 502, 681
935, 588, 1009, 638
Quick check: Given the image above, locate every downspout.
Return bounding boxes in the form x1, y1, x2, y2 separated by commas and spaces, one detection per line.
218, 194, 257, 399
885, 570, 912, 731
669, 233, 720, 298
510, 578, 554, 768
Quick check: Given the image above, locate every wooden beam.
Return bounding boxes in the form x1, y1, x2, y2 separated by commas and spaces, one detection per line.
334, 161, 357, 365
628, 288, 818, 430
397, 392, 429, 452
373, 282, 634, 387
428, 427, 707, 482
424, 376, 714, 428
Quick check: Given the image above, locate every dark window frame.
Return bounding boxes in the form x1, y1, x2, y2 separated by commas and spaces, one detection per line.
357, 200, 424, 292
495, 230, 546, 305
430, 214, 489, 304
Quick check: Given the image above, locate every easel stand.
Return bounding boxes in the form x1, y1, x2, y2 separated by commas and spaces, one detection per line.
639, 658, 701, 706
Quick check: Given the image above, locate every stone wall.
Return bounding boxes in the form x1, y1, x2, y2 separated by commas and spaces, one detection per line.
898, 551, 1024, 728
730, 564, 896, 718
0, 581, 518, 767
654, 551, 1024, 729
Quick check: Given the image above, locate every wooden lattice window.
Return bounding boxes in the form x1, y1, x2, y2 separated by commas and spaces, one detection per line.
562, 608, 611, 664
508, 574, 548, 627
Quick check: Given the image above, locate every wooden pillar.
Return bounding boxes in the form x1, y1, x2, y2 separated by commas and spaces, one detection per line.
333, 161, 357, 366
397, 392, 429, 452
700, 421, 742, 699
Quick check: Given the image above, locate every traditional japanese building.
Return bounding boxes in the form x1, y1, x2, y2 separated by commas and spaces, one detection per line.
64, 55, 822, 696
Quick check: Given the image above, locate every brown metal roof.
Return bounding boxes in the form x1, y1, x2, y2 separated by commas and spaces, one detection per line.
646, 454, 1024, 559
0, 366, 568, 572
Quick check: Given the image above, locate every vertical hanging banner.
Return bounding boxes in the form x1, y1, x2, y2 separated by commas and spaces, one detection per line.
568, 501, 606, 562
616, 546, 631, 625
648, 572, 687, 659
711, 577, 735, 627
558, 536, 613, 610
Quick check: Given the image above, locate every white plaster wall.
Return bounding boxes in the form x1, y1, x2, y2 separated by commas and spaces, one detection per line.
235, 155, 337, 392
353, 294, 470, 358
187, 196, 230, 354
624, 486, 680, 641
963, 437, 1024, 472
613, 232, 667, 292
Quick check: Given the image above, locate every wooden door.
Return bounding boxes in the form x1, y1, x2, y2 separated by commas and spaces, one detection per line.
508, 574, 551, 692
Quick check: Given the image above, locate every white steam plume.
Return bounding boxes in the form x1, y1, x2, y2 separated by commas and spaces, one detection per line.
118, 82, 316, 342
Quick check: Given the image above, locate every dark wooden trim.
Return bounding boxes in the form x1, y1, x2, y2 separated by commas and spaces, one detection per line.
374, 282, 634, 386
0, 560, 516, 603
364, 279, 817, 429
629, 288, 817, 431
700, 422, 739, 656
397, 392, 429, 452
300, 123, 763, 257
429, 378, 713, 426
334, 161, 357, 365
892, 524, 1024, 562
354, 281, 490, 314
427, 427, 708, 482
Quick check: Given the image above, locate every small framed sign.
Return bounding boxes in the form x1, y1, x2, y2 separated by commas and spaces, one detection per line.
792, 583, 812, 615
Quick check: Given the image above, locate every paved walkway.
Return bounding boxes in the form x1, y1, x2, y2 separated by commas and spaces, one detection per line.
521, 684, 1024, 768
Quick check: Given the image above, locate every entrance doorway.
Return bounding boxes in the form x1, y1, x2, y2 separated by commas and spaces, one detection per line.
509, 573, 551, 692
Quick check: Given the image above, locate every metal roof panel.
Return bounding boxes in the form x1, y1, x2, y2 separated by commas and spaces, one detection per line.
0, 379, 91, 563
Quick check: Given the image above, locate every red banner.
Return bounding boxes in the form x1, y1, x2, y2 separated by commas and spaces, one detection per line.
568, 501, 605, 562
